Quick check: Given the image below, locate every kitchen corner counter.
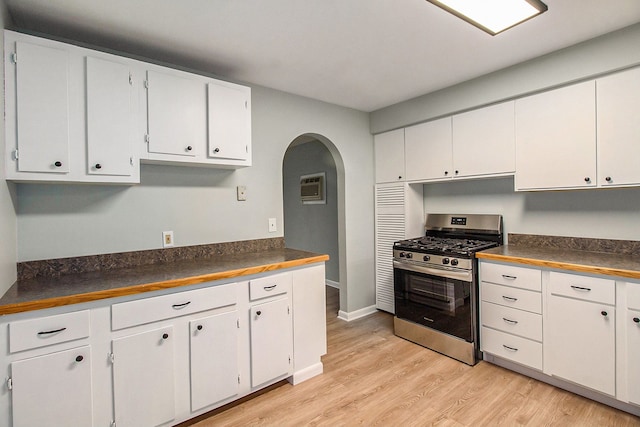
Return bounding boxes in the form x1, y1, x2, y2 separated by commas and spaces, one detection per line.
476, 245, 640, 280
0, 248, 329, 316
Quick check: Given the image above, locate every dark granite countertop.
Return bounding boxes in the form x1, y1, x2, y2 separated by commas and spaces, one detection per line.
476, 245, 640, 280
0, 248, 329, 316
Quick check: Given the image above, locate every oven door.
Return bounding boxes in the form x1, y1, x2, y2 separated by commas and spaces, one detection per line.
393, 262, 474, 342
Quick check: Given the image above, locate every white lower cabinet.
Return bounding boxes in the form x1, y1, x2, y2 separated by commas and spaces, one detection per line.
627, 308, 640, 405
247, 273, 293, 388
547, 293, 615, 395
480, 262, 542, 370
479, 260, 640, 416
250, 297, 292, 387
546, 272, 616, 396
189, 310, 239, 412
112, 326, 176, 427
0, 264, 327, 427
10, 345, 93, 427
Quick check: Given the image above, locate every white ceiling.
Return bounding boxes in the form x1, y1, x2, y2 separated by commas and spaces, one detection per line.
5, 0, 640, 112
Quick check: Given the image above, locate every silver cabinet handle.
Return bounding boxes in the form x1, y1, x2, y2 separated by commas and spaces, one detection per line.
37, 327, 67, 336
503, 318, 518, 325
502, 296, 518, 302
503, 345, 518, 352
263, 284, 277, 291
502, 275, 517, 280
571, 285, 591, 292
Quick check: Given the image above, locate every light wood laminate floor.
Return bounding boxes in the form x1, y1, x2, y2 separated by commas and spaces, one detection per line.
191, 286, 640, 426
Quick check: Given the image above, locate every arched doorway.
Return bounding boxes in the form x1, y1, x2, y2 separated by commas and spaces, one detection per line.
282, 134, 346, 314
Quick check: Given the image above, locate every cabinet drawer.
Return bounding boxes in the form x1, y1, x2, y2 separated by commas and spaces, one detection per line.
549, 272, 614, 305
112, 283, 236, 330
480, 262, 541, 291
481, 301, 542, 341
481, 282, 541, 314
9, 310, 90, 353
481, 326, 542, 370
628, 282, 640, 311
249, 272, 291, 301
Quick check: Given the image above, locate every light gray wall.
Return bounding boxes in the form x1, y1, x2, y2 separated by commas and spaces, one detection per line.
283, 140, 339, 283
370, 22, 640, 246
15, 85, 374, 314
370, 23, 640, 134
423, 178, 640, 242
0, 1, 17, 295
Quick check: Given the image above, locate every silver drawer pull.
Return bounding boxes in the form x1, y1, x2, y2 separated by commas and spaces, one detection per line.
263, 284, 277, 291
502, 296, 518, 302
502, 317, 518, 325
502, 275, 517, 280
172, 301, 191, 309
503, 345, 518, 352
570, 285, 591, 292
37, 327, 67, 336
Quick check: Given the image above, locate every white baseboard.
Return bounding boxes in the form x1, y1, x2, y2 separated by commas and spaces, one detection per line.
337, 304, 377, 322
325, 280, 340, 289
288, 362, 324, 385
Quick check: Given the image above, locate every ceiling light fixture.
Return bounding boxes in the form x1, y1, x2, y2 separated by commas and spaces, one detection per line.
427, 0, 548, 35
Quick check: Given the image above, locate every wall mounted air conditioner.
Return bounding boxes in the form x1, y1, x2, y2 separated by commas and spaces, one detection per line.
300, 172, 325, 204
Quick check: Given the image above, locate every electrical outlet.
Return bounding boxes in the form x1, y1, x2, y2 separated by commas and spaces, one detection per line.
162, 231, 174, 248
268, 218, 277, 232
237, 185, 247, 201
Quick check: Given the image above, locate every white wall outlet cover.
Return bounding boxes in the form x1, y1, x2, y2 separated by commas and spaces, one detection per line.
237, 185, 247, 201
268, 218, 277, 232
162, 231, 174, 248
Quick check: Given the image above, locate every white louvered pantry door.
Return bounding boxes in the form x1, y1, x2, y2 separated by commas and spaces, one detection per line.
374, 183, 424, 313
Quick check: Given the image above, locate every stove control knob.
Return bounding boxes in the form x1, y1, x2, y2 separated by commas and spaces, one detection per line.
399, 252, 406, 258
423, 255, 430, 262
442, 258, 450, 265
451, 259, 459, 266
406, 253, 413, 259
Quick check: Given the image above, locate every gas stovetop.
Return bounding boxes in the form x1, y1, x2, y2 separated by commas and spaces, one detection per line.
393, 236, 499, 257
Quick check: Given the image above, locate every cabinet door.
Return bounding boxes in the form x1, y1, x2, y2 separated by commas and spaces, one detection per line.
11, 346, 92, 427
250, 297, 291, 387
405, 117, 452, 181
547, 295, 615, 395
596, 67, 640, 187
189, 310, 239, 412
147, 70, 205, 157
515, 81, 596, 190
86, 56, 135, 176
15, 41, 70, 173
208, 82, 251, 161
374, 183, 423, 313
112, 326, 176, 427
374, 129, 405, 183
628, 309, 640, 405
452, 101, 515, 178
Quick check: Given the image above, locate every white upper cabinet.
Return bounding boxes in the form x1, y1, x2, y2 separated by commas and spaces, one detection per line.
13, 41, 70, 174
86, 56, 136, 177
146, 70, 206, 158
208, 81, 251, 163
4, 30, 252, 183
374, 128, 405, 183
515, 81, 597, 191
405, 117, 452, 181
452, 101, 515, 178
596, 67, 640, 188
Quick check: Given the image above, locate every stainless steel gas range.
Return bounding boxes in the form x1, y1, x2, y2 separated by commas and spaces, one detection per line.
393, 213, 503, 365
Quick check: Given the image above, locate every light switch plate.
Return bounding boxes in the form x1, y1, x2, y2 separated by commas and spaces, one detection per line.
268, 218, 277, 232
237, 185, 247, 201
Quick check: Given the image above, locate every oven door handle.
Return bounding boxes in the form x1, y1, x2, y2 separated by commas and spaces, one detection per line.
393, 261, 472, 282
